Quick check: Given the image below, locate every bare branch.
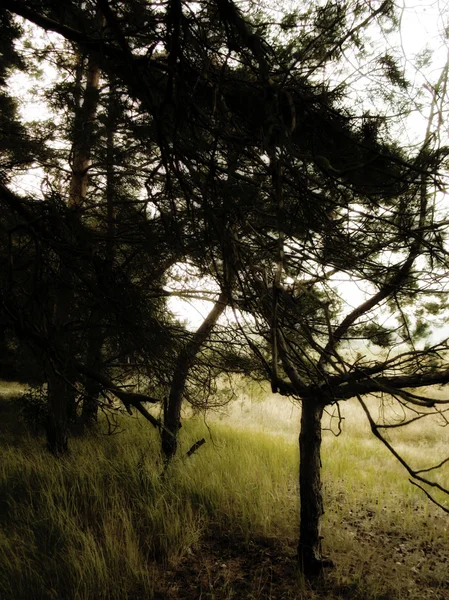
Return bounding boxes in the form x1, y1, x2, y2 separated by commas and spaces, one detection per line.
357, 395, 449, 508
409, 480, 449, 515
186, 438, 206, 457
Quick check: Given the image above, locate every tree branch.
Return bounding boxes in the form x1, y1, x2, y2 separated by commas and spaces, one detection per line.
329, 368, 449, 402
358, 395, 449, 512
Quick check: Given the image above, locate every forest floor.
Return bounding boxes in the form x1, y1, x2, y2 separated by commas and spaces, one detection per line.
157, 528, 449, 600
1, 379, 449, 599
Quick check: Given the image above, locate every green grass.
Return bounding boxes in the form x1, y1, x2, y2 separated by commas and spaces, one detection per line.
0, 382, 448, 599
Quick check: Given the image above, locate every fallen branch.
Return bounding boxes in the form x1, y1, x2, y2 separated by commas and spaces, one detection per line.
186, 438, 206, 457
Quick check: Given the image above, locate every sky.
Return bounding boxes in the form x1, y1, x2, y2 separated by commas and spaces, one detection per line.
7, 1, 449, 334
169, 1, 449, 330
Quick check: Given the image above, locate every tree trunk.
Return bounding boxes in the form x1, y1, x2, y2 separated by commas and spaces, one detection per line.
45, 45, 101, 453
161, 290, 228, 461
106, 77, 116, 263
69, 51, 101, 209
45, 270, 75, 454
298, 398, 333, 576
46, 369, 70, 455
81, 376, 101, 426
81, 78, 116, 427
80, 331, 102, 426
161, 369, 185, 460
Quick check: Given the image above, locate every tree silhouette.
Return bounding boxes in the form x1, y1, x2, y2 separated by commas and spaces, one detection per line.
2, 0, 449, 577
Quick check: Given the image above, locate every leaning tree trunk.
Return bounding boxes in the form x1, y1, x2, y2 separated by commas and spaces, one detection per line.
298, 398, 333, 576
161, 362, 188, 460
161, 290, 228, 461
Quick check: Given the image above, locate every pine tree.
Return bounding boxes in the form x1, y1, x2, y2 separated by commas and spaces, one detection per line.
3, 0, 449, 577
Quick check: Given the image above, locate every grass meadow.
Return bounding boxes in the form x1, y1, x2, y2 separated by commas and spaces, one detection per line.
0, 379, 448, 599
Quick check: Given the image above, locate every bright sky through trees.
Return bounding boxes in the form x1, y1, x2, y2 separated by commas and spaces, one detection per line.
6, 1, 449, 333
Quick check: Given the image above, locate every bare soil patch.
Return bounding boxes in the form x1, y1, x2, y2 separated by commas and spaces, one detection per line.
154, 519, 449, 599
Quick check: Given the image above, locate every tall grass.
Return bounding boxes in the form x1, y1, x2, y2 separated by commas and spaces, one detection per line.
0, 407, 298, 599
1, 382, 448, 599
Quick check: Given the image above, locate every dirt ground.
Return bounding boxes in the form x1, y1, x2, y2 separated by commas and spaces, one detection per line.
155, 516, 449, 600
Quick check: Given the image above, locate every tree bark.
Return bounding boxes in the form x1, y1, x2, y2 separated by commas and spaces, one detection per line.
45, 44, 101, 453
45, 269, 75, 454
161, 290, 228, 461
46, 368, 70, 455
105, 78, 116, 263
69, 51, 101, 209
80, 328, 102, 426
81, 376, 101, 425
298, 398, 333, 576
161, 369, 185, 460
81, 80, 116, 427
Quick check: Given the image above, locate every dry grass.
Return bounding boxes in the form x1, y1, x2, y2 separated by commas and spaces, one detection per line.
0, 379, 448, 599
